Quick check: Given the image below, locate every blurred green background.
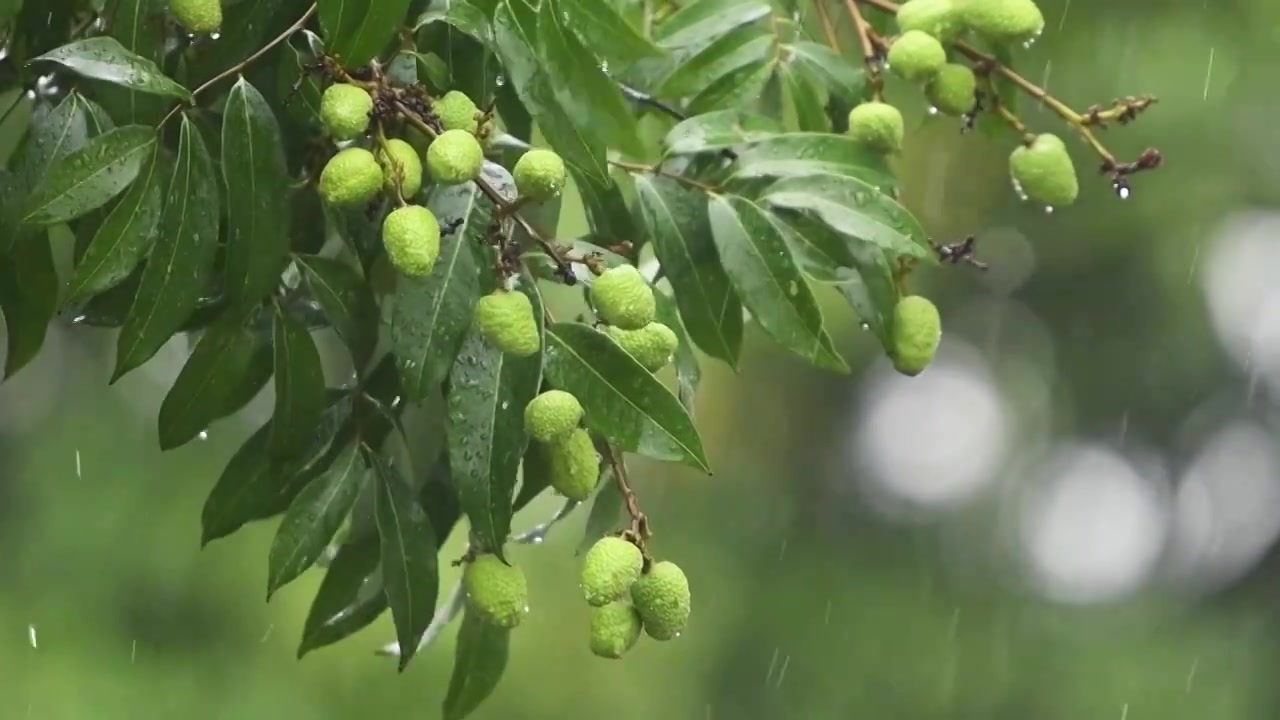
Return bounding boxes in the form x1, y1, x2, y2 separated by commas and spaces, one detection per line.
6, 0, 1280, 718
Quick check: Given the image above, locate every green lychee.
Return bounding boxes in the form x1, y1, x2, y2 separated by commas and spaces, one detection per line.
925, 63, 977, 116
591, 265, 655, 331
463, 555, 529, 629
1009, 133, 1078, 207
376, 138, 423, 199
604, 323, 678, 372
512, 149, 567, 202
548, 428, 598, 501
319, 83, 373, 141
887, 29, 947, 83
897, 0, 962, 41
382, 205, 440, 277
426, 129, 483, 184
170, 0, 221, 33
630, 560, 691, 641
318, 147, 383, 207
589, 603, 644, 659
580, 536, 644, 607
475, 289, 540, 357
847, 101, 905, 154
961, 0, 1044, 44
431, 90, 481, 134
524, 389, 583, 443
890, 295, 941, 376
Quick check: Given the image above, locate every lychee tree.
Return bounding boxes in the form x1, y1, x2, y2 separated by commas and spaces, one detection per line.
0, 0, 1160, 716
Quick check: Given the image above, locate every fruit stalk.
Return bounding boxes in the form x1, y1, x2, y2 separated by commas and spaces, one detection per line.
843, 0, 885, 99
606, 444, 650, 541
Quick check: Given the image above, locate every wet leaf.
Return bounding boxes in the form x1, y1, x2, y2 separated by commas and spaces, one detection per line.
371, 452, 440, 670
442, 611, 510, 720
320, 0, 414, 67
297, 537, 387, 657
298, 255, 380, 371
271, 302, 327, 459
760, 173, 932, 260
663, 109, 781, 155
654, 0, 771, 50
23, 124, 156, 226
556, 0, 662, 67
30, 37, 191, 100
0, 235, 58, 379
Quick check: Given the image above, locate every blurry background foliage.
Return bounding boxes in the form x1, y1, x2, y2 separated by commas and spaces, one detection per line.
4, 0, 1280, 719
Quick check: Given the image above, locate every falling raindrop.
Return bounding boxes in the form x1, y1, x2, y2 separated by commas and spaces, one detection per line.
1043, 205, 1055, 215
210, 32, 222, 41
927, 106, 939, 116
599, 60, 609, 73
1118, 186, 1131, 200
1010, 177, 1029, 202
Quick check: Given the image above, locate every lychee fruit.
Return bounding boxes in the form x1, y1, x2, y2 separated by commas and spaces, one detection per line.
1009, 132, 1078, 207
925, 63, 977, 116
548, 428, 598, 501
376, 138, 423, 199
961, 0, 1045, 44
463, 555, 529, 629
512, 149, 567, 202
382, 205, 440, 277
580, 536, 644, 607
524, 389, 583, 443
426, 129, 483, 184
475, 289, 540, 357
170, 0, 222, 33
319, 83, 373, 141
591, 265, 655, 330
604, 322, 678, 372
589, 603, 644, 659
318, 147, 383, 207
630, 560, 691, 641
887, 29, 947, 83
847, 101, 905, 154
890, 295, 942, 376
431, 90, 481, 134
897, 0, 962, 41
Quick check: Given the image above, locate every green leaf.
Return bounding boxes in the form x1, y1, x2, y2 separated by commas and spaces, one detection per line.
707, 194, 847, 371
113, 118, 219, 380
660, 24, 772, 98
655, 288, 701, 412
268, 443, 368, 598
728, 132, 894, 189
64, 143, 165, 304
574, 473, 624, 555
557, 0, 662, 67
492, 0, 608, 182
23, 124, 156, 226
446, 281, 543, 557
786, 41, 868, 100
654, 0, 771, 50
222, 78, 290, 313
297, 537, 387, 657
781, 62, 827, 132
0, 236, 58, 379
442, 611, 510, 720
201, 395, 353, 544
98, 0, 167, 123
271, 302, 327, 459
298, 255, 380, 371
831, 249, 899, 351
537, 0, 643, 158
371, 452, 440, 670
512, 441, 552, 512
688, 58, 775, 115
663, 109, 781, 155
760, 173, 932, 260
157, 307, 270, 450
12, 92, 90, 193
320, 0, 414, 67
543, 323, 710, 471
632, 174, 741, 366
29, 37, 191, 100
391, 180, 489, 401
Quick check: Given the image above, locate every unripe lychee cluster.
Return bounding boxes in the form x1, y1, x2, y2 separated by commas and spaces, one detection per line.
523, 389, 598, 501
590, 266, 677, 373
579, 537, 692, 659
463, 554, 529, 628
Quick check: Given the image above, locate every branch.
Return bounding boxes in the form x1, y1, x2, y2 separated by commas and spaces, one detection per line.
617, 82, 688, 122
815, 0, 843, 51
158, 3, 318, 127
843, 0, 884, 99
606, 444, 649, 540
609, 159, 719, 193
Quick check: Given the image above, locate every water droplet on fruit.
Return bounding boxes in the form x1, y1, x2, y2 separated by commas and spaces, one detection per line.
927, 106, 939, 116
210, 32, 222, 40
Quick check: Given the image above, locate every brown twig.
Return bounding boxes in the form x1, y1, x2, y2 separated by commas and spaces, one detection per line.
606, 444, 649, 541
158, 4, 318, 128
815, 1, 843, 51
843, 0, 883, 99
609, 159, 719, 193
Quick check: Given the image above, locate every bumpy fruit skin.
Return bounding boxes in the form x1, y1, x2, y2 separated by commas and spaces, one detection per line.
171, 0, 221, 33
548, 428, 598, 501
961, 0, 1044, 43
891, 295, 941, 376
605, 323, 678, 372
524, 389, 583, 443
376, 138, 423, 199
512, 149, 567, 202
887, 30, 947, 83
319, 84, 373, 141
463, 555, 529, 629
318, 148, 383, 207
592, 265, 655, 330
926, 63, 977, 116
426, 129, 483, 184
1009, 133, 1078, 207
589, 603, 644, 659
475, 290, 540, 357
432, 90, 480, 134
631, 561, 691, 641
897, 0, 961, 41
847, 102, 905, 154
382, 205, 440, 277
580, 537, 644, 607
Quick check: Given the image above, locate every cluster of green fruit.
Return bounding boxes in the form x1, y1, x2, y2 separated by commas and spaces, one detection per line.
845, 0, 1079, 208
476, 263, 677, 376
456, 538, 691, 660
313, 82, 568, 278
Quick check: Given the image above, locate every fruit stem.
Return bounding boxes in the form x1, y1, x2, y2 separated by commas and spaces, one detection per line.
157, 3, 318, 129
373, 127, 409, 207
605, 444, 650, 541
843, 0, 884, 100
391, 100, 576, 282
815, 0, 843, 51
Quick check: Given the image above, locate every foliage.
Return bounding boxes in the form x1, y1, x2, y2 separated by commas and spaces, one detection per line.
0, 0, 1161, 717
